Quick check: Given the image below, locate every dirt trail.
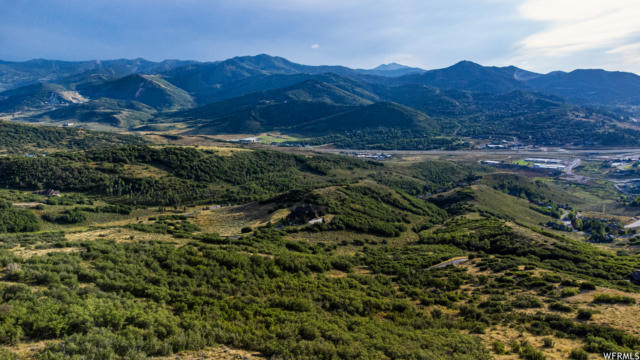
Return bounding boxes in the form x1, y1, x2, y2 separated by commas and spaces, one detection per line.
427, 256, 469, 270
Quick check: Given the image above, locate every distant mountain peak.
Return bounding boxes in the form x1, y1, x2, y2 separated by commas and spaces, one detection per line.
449, 60, 483, 69
358, 63, 425, 77
373, 63, 414, 71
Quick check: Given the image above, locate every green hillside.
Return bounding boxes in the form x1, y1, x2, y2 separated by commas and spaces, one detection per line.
0, 121, 147, 152
297, 102, 437, 134
164, 79, 436, 136
185, 101, 353, 134
79, 74, 195, 110
176, 78, 373, 120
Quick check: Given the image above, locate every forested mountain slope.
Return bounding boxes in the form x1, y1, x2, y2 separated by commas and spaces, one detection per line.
1, 54, 640, 148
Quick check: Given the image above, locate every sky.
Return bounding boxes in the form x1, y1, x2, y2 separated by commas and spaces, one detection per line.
1, 0, 640, 74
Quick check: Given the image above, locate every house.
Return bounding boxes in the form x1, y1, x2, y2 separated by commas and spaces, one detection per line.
32, 189, 62, 197
525, 158, 562, 164
308, 217, 324, 225
532, 163, 565, 170
229, 137, 259, 143
287, 204, 326, 225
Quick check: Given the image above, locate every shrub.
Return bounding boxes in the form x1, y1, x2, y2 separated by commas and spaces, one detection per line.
561, 288, 580, 297
509, 339, 521, 353
569, 348, 589, 360
577, 309, 593, 321
520, 344, 546, 360
0, 203, 40, 233
42, 208, 87, 224
580, 282, 596, 291
492, 340, 506, 354
592, 294, 636, 305
549, 302, 572, 312
513, 295, 543, 309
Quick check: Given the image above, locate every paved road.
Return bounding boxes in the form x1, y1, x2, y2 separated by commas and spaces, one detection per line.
565, 158, 581, 176
625, 219, 640, 229
452, 124, 462, 136
313, 147, 640, 157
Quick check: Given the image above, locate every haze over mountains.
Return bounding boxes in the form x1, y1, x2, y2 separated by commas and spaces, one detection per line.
1, 54, 640, 148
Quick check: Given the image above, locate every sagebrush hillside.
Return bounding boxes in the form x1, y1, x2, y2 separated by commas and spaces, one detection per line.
1, 143, 639, 359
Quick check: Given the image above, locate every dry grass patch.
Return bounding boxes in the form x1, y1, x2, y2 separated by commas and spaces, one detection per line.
5, 340, 57, 359
122, 164, 171, 179
13, 247, 81, 258
479, 325, 589, 360
324, 270, 348, 278
153, 346, 264, 360
353, 266, 373, 276
193, 203, 287, 236
195, 145, 253, 156
65, 227, 177, 243
11, 202, 45, 208
566, 287, 640, 336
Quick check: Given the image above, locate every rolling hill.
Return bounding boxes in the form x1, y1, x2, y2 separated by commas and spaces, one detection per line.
165, 73, 628, 146
0, 82, 87, 113
181, 100, 435, 136
297, 102, 437, 134
166, 78, 432, 135
36, 98, 156, 128
0, 120, 146, 152
177, 78, 374, 117
526, 69, 640, 106
78, 74, 195, 110
396, 60, 535, 93
165, 77, 376, 132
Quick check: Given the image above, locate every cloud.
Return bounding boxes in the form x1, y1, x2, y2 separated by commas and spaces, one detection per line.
516, 0, 640, 56
607, 42, 640, 54
498, 0, 640, 73
311, 43, 320, 49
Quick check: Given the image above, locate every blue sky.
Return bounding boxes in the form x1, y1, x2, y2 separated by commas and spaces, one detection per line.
2, 0, 640, 73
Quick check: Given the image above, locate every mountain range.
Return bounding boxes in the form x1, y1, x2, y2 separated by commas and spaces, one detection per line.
1, 54, 639, 148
